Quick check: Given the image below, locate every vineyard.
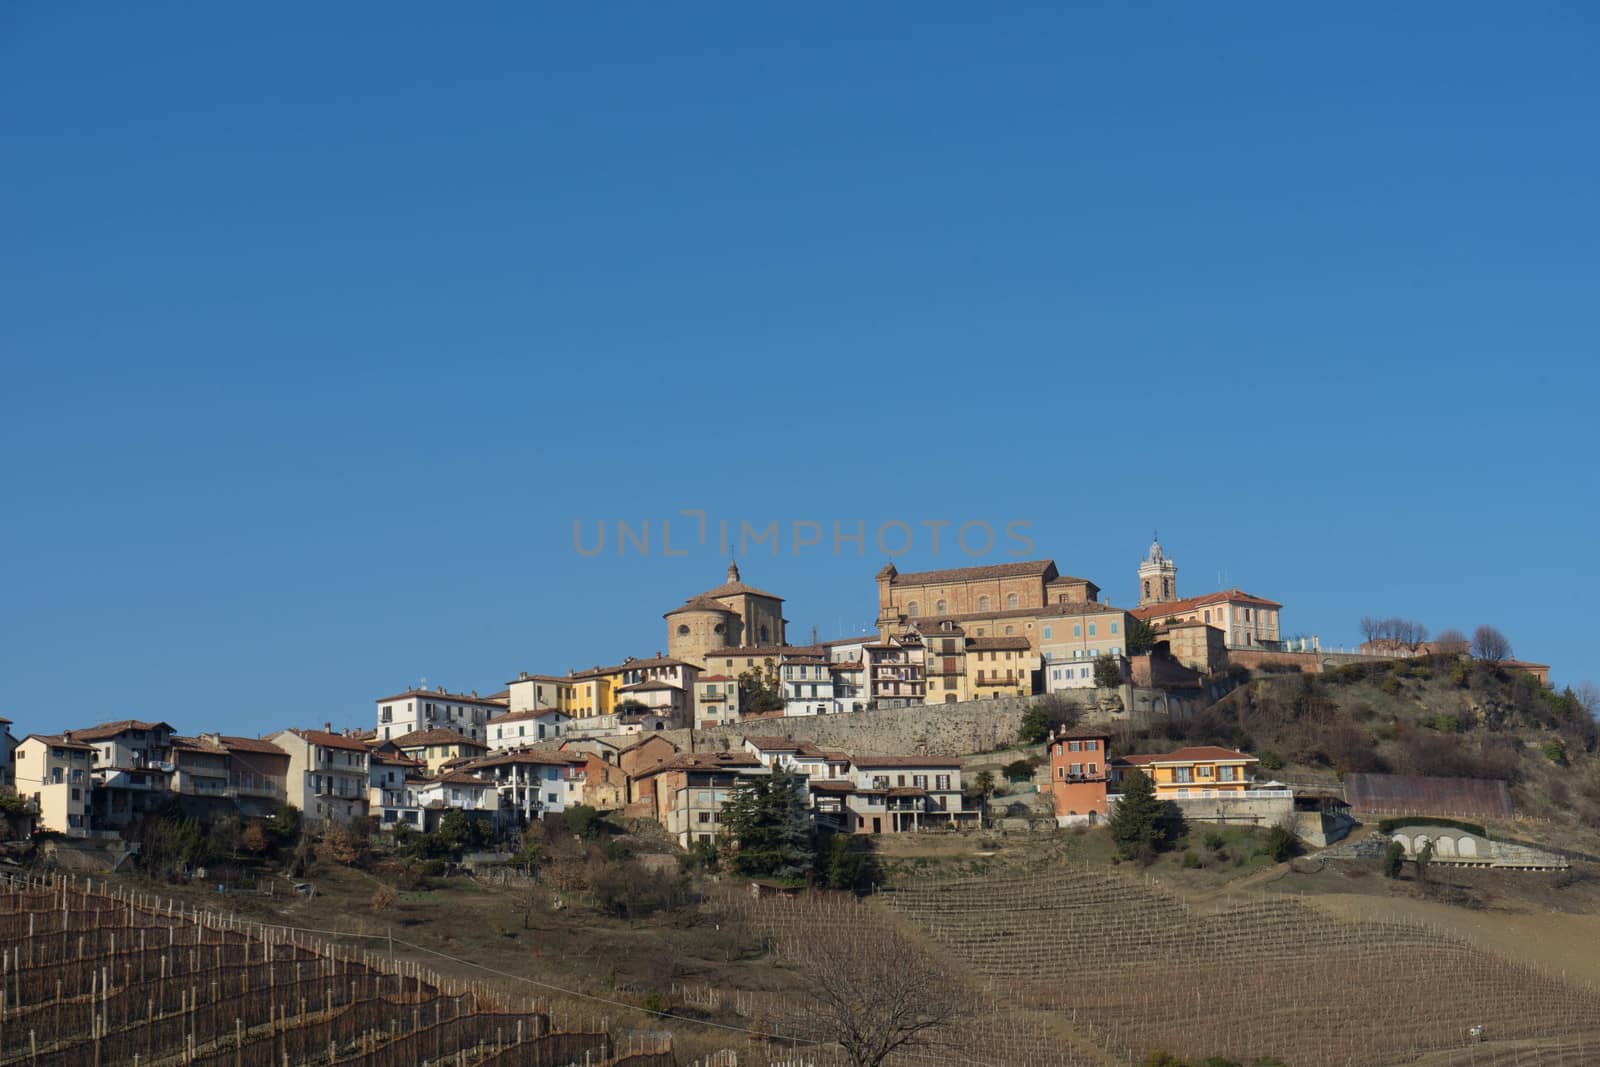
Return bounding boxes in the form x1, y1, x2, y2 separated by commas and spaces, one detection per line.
0, 874, 672, 1067
881, 869, 1600, 1065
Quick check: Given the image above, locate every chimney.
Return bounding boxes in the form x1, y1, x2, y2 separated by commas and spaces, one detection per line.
324, 722, 332, 733
520, 672, 528, 680
471, 690, 478, 697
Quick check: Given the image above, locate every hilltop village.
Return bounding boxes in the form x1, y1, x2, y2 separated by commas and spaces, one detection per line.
9, 538, 1559, 857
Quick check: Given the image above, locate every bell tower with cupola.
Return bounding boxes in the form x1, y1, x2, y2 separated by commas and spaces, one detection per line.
1138, 533, 1177, 608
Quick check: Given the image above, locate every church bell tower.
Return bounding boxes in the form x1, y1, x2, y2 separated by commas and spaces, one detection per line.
1138, 533, 1177, 608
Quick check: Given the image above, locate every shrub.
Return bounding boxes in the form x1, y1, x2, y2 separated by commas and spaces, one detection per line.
1382, 840, 1406, 879
562, 805, 605, 840
1261, 825, 1300, 863
1202, 831, 1226, 851
1258, 751, 1285, 771
1181, 850, 1201, 869
369, 885, 396, 912
1003, 758, 1037, 781
1542, 741, 1567, 765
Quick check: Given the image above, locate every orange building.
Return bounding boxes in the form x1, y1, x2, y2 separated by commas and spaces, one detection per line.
1046, 727, 1112, 826
1112, 746, 1258, 796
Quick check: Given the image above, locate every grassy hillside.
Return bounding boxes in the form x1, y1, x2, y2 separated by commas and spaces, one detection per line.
1114, 656, 1599, 837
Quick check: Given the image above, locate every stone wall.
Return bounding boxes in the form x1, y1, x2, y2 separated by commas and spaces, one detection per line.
640, 684, 1199, 758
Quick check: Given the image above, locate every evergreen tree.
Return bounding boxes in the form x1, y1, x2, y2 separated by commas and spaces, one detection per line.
1108, 769, 1164, 858
720, 770, 814, 878
1093, 653, 1123, 688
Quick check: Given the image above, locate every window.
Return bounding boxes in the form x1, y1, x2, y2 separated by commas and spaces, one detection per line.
1073, 624, 1082, 637
906, 601, 919, 617
935, 774, 950, 790
1088, 623, 1097, 636
1219, 766, 1237, 782
1006, 593, 1018, 608
1088, 763, 1098, 775
380, 705, 392, 723
912, 774, 927, 788
1174, 768, 1193, 783
677, 624, 690, 636
1143, 579, 1151, 598
978, 596, 991, 611
546, 792, 558, 803
1043, 626, 1052, 639
1110, 622, 1119, 634
935, 599, 946, 613
1070, 763, 1082, 776
698, 812, 711, 824
1004, 625, 1014, 635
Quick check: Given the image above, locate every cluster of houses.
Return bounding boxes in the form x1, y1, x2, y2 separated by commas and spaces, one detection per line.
11, 711, 975, 849
8, 538, 1538, 848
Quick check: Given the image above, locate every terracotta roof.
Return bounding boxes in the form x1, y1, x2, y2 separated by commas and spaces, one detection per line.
966, 636, 1033, 652
66, 719, 174, 742
281, 729, 371, 753
505, 673, 575, 686
1119, 746, 1257, 765
488, 708, 571, 726
374, 688, 508, 706
425, 771, 494, 787
570, 656, 696, 680
852, 756, 963, 769
1501, 658, 1551, 671
697, 674, 736, 682
371, 750, 425, 767
1159, 619, 1223, 630
470, 749, 586, 768
809, 780, 855, 794
695, 579, 783, 601
1050, 727, 1114, 742
170, 736, 227, 754
883, 560, 1058, 586
632, 752, 765, 777
619, 679, 683, 692
706, 644, 820, 660
1131, 589, 1282, 622
617, 735, 679, 755
664, 595, 740, 618
214, 735, 289, 756
391, 728, 489, 750
27, 734, 93, 750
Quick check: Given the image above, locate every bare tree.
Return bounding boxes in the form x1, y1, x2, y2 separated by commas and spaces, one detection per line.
782, 924, 968, 1067
1360, 616, 1383, 645
1574, 681, 1600, 720
1471, 625, 1512, 664
1394, 618, 1430, 652
1433, 629, 1469, 657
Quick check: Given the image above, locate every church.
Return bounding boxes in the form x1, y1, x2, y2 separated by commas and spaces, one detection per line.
664, 562, 788, 666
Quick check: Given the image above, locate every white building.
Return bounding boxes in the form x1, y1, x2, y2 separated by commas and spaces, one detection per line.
269, 728, 371, 825
486, 709, 571, 752
68, 720, 177, 830
781, 655, 836, 716
466, 750, 587, 821
416, 772, 500, 815
374, 687, 508, 743
369, 750, 424, 829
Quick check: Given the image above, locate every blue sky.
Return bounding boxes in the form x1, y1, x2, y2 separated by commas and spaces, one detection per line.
3, 4, 1596, 737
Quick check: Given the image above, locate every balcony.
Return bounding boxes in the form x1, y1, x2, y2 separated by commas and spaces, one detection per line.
975, 675, 1018, 688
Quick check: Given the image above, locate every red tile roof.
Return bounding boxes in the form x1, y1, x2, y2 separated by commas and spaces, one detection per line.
66, 719, 174, 742
374, 688, 508, 706
1130, 589, 1282, 622
391, 728, 489, 750
966, 636, 1033, 652
882, 560, 1058, 585
281, 729, 371, 753
27, 733, 93, 750
1119, 746, 1257, 765
488, 708, 571, 726
852, 756, 963, 769
214, 735, 289, 756
664, 595, 740, 617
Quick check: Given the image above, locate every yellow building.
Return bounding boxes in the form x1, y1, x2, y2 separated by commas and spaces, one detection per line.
963, 636, 1036, 699
15, 734, 92, 837
1112, 746, 1259, 796
388, 728, 490, 773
